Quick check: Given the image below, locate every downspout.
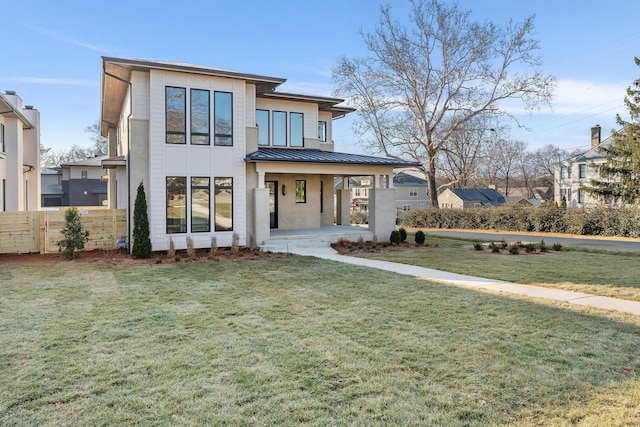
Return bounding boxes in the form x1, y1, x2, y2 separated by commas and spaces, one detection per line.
103, 63, 134, 251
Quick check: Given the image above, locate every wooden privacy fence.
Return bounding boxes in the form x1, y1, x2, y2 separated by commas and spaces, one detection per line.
0, 208, 126, 254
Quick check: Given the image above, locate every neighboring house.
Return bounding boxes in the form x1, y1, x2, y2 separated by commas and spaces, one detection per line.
59, 156, 108, 206
333, 170, 430, 215
41, 167, 64, 207
393, 170, 430, 212
100, 57, 418, 251
554, 125, 617, 208
0, 91, 40, 211
505, 196, 538, 207
439, 188, 506, 209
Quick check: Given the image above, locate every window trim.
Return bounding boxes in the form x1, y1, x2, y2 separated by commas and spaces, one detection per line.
290, 112, 304, 147
318, 121, 327, 142
190, 177, 210, 233
214, 177, 234, 231
295, 180, 306, 203
166, 176, 187, 234
214, 91, 233, 146
272, 110, 287, 147
190, 88, 210, 145
256, 109, 270, 146
165, 86, 187, 144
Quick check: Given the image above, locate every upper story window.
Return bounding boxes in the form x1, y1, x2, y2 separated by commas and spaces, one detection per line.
579, 164, 587, 178
272, 111, 287, 146
409, 188, 418, 197
567, 165, 572, 178
191, 89, 210, 145
318, 121, 327, 142
256, 109, 270, 146
0, 123, 5, 152
290, 112, 303, 147
214, 91, 233, 146
166, 87, 186, 144
561, 166, 566, 179
81, 171, 88, 179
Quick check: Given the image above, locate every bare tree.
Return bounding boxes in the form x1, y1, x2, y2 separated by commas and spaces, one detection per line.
479, 138, 526, 196
40, 120, 108, 167
333, 0, 555, 206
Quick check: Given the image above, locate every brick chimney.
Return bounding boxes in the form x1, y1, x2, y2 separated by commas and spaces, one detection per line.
591, 125, 601, 148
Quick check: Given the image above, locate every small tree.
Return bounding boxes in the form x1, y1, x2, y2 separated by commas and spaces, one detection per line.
131, 182, 152, 258
57, 207, 89, 259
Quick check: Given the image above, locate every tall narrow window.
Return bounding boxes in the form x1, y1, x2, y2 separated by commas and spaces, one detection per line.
166, 87, 186, 144
191, 89, 210, 145
273, 111, 287, 146
215, 177, 233, 231
191, 177, 210, 232
296, 180, 306, 203
290, 112, 303, 147
320, 181, 323, 213
318, 121, 327, 142
256, 109, 270, 146
166, 177, 187, 233
214, 91, 233, 146
0, 123, 5, 152
579, 164, 586, 178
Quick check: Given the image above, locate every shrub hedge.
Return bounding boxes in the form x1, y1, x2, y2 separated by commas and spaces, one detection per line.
400, 204, 640, 237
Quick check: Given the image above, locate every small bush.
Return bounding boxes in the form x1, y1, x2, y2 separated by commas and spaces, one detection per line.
209, 237, 218, 258
231, 232, 240, 254
473, 241, 483, 251
390, 230, 402, 245
488, 242, 500, 253
186, 236, 196, 260
553, 243, 562, 251
508, 245, 520, 255
351, 212, 368, 224
539, 240, 547, 252
57, 207, 89, 260
414, 230, 426, 245
399, 227, 407, 242
524, 243, 536, 253
167, 237, 175, 259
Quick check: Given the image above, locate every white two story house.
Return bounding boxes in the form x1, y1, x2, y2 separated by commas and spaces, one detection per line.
0, 91, 40, 212
100, 57, 417, 252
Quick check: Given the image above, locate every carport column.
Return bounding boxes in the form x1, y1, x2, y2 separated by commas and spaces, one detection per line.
336, 177, 351, 225
254, 187, 270, 245
369, 188, 396, 243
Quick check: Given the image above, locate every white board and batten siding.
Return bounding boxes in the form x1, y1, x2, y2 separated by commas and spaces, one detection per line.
146, 69, 248, 251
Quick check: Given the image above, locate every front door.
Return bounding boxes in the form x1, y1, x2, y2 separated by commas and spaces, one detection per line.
266, 181, 278, 229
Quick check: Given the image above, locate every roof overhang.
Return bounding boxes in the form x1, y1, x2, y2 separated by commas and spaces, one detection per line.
258, 91, 355, 118
101, 56, 287, 136
0, 94, 35, 129
102, 155, 127, 169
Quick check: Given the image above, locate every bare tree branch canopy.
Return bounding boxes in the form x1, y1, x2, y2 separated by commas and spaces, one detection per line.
333, 0, 555, 206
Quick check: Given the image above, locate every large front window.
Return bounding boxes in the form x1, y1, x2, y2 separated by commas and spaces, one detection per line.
215, 178, 233, 231
290, 112, 303, 147
166, 87, 186, 144
191, 89, 210, 145
167, 176, 187, 233
214, 91, 233, 146
256, 109, 270, 146
191, 177, 210, 232
273, 111, 287, 146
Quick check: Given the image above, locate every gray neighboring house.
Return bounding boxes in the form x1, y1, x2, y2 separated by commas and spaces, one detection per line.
394, 171, 429, 212
59, 156, 108, 206
41, 167, 64, 207
439, 188, 506, 209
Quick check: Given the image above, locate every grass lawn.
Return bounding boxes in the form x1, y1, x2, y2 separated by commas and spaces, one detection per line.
358, 234, 640, 302
1, 258, 639, 426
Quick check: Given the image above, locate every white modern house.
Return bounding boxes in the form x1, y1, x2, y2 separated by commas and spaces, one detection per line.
100, 57, 418, 252
0, 91, 40, 212
554, 125, 611, 208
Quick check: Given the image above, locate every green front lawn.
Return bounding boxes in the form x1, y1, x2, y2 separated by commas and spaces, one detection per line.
1, 258, 639, 425
360, 234, 640, 302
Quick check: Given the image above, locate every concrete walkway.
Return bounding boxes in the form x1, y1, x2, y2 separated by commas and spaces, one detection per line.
283, 241, 640, 316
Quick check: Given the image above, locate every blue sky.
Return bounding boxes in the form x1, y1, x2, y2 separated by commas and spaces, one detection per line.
2, 0, 638, 155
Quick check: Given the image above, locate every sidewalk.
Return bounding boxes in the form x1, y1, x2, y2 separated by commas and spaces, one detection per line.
286, 242, 640, 316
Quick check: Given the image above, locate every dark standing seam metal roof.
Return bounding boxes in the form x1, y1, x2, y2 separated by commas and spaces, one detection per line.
450, 188, 506, 205
245, 148, 420, 167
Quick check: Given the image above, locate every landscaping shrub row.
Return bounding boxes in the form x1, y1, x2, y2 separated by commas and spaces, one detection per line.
400, 204, 640, 237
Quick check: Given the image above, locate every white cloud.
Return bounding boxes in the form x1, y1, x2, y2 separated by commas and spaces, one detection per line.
7, 77, 98, 86
26, 25, 113, 54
